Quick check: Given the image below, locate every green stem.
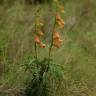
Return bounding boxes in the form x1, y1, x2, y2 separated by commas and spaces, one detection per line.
34, 15, 38, 59
48, 2, 58, 60
34, 7, 41, 59
48, 19, 56, 59
34, 42, 38, 59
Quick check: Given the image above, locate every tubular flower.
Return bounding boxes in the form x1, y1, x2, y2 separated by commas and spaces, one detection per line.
53, 31, 61, 39
53, 32, 63, 48
56, 15, 62, 21
53, 38, 63, 48
39, 43, 46, 48
57, 20, 65, 28
38, 30, 45, 37
34, 35, 46, 48
34, 35, 41, 44
56, 15, 65, 28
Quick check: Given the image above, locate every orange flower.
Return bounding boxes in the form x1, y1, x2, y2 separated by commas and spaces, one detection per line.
54, 40, 61, 48
54, 39, 63, 48
58, 38, 63, 43
57, 20, 65, 28
53, 31, 61, 39
39, 43, 46, 48
34, 35, 41, 44
54, 37, 63, 44
56, 15, 62, 21
53, 32, 63, 48
38, 30, 44, 37
56, 15, 65, 28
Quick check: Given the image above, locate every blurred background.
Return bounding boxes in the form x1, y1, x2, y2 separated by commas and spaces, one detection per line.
0, 0, 96, 96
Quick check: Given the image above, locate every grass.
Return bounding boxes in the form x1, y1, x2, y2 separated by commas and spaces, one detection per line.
0, 0, 96, 96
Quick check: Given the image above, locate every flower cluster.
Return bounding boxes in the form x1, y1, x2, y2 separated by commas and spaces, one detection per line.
32, 0, 65, 59
53, 31, 63, 48
34, 18, 46, 48
52, 0, 65, 48
56, 14, 65, 29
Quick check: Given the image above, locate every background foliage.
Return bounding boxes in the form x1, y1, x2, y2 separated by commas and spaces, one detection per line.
0, 0, 96, 96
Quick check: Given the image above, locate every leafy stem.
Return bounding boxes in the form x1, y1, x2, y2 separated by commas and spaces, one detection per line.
48, 2, 58, 60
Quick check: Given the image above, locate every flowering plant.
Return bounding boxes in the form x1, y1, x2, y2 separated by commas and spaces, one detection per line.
24, 0, 65, 96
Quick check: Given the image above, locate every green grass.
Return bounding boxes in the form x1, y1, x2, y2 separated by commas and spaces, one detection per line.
0, 0, 96, 96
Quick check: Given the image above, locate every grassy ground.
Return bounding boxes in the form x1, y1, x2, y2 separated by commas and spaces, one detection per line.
0, 0, 96, 96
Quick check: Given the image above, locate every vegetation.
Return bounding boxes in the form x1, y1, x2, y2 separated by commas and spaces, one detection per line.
0, 0, 96, 96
